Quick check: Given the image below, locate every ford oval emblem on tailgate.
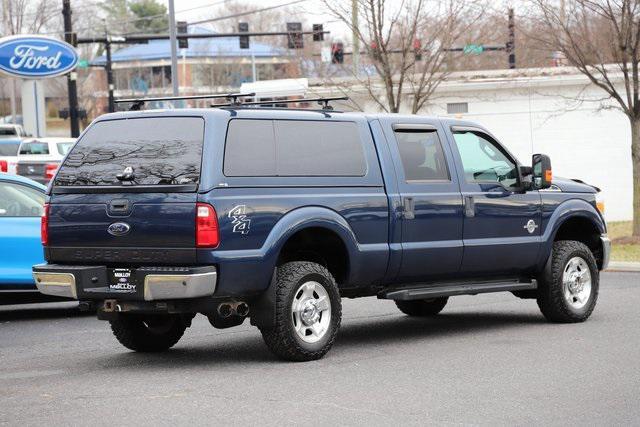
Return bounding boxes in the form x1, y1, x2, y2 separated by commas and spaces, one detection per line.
107, 222, 131, 236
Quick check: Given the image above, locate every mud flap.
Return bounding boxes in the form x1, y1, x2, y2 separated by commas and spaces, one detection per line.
249, 268, 278, 330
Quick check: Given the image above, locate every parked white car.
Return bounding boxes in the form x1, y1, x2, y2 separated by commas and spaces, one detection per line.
16, 138, 75, 184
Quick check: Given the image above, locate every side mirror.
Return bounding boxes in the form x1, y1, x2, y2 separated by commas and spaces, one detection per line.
532, 153, 552, 189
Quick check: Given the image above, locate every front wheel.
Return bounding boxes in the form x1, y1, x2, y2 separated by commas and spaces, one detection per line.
537, 240, 599, 323
110, 314, 188, 352
260, 261, 342, 361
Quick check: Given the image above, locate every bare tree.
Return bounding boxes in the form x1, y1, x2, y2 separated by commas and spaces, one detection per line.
323, 0, 483, 113
532, 0, 640, 236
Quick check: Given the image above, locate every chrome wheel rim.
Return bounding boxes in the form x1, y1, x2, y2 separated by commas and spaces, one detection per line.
291, 281, 331, 343
562, 257, 592, 309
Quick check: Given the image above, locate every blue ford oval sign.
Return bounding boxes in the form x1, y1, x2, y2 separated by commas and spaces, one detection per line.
0, 35, 78, 78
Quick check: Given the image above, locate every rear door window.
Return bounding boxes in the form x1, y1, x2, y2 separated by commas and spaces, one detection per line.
54, 117, 204, 187
224, 119, 366, 176
394, 129, 449, 181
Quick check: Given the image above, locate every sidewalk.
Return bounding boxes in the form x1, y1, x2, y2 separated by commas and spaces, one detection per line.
606, 261, 640, 272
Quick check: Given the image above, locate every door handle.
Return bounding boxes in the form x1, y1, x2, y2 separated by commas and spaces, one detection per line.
403, 197, 415, 220
464, 196, 475, 218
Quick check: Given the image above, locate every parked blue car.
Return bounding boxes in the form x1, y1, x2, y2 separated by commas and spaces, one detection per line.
0, 174, 52, 304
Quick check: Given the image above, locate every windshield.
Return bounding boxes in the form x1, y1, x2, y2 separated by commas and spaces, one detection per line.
0, 143, 19, 156
19, 141, 49, 155
55, 117, 205, 187
57, 142, 74, 155
0, 128, 17, 137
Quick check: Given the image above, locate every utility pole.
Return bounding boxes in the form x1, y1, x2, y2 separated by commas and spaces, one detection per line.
62, 0, 80, 137
351, 0, 359, 75
105, 38, 115, 113
168, 0, 179, 96
507, 7, 515, 69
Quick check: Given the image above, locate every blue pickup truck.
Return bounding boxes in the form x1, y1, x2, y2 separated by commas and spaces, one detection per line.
33, 101, 609, 361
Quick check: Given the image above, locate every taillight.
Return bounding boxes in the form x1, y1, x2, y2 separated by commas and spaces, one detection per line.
0, 160, 7, 173
196, 203, 219, 248
41, 203, 50, 246
44, 163, 58, 180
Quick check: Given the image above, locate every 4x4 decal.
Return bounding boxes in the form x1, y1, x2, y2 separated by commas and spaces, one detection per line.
229, 205, 251, 234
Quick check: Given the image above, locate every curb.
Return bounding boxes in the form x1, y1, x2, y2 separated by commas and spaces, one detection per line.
606, 261, 640, 273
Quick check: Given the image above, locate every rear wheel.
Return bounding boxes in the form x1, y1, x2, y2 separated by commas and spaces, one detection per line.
537, 240, 599, 323
395, 297, 448, 317
260, 261, 341, 361
110, 314, 187, 352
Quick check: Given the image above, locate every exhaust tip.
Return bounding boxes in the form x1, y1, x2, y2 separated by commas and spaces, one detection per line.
217, 303, 233, 318
236, 302, 249, 317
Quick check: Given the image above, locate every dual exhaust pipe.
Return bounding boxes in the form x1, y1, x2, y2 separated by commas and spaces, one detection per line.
217, 301, 249, 318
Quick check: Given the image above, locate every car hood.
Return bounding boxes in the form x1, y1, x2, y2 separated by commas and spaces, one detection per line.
552, 176, 599, 193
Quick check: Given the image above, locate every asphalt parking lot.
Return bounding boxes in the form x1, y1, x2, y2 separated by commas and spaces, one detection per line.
0, 271, 638, 426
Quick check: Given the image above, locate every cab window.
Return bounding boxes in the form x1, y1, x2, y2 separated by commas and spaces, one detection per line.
452, 130, 519, 189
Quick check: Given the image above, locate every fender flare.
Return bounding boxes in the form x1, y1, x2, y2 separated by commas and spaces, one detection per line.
538, 198, 605, 267
261, 206, 360, 273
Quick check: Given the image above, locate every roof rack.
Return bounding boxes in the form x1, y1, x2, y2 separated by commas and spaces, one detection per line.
215, 96, 350, 111
114, 92, 256, 111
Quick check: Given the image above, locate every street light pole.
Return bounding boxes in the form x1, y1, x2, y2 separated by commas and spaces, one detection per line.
168, 0, 179, 96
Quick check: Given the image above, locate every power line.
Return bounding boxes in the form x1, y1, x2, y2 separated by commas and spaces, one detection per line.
189, 0, 309, 26
116, 0, 310, 37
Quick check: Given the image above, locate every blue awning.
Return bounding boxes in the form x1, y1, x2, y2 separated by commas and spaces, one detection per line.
91, 27, 284, 65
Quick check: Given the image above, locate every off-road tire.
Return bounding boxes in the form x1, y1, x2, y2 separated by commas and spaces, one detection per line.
110, 314, 187, 352
395, 297, 449, 317
260, 261, 342, 362
537, 240, 599, 323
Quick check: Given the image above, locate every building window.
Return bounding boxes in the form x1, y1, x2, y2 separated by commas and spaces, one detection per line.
447, 102, 468, 114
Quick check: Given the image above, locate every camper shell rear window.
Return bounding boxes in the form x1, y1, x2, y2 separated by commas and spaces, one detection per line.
54, 117, 204, 187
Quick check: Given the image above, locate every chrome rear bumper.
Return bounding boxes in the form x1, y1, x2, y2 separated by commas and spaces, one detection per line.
33, 265, 217, 301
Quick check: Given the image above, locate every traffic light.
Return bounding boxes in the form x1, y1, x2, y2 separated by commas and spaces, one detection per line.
370, 40, 380, 61
239, 22, 249, 49
331, 42, 344, 64
313, 24, 324, 42
177, 21, 188, 49
413, 38, 422, 61
287, 22, 303, 49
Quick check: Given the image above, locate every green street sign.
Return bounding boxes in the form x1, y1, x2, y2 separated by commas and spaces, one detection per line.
463, 44, 484, 55
77, 59, 89, 69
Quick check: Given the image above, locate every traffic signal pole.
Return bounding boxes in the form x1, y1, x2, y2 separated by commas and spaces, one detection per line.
168, 0, 179, 96
62, 0, 80, 137
105, 38, 115, 113
508, 8, 516, 69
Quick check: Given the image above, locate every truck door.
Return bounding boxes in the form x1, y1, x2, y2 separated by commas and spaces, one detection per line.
448, 126, 542, 276
385, 123, 464, 282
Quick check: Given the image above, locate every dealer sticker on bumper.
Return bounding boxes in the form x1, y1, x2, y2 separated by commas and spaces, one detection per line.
109, 268, 136, 292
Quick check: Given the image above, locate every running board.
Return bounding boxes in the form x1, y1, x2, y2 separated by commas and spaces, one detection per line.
379, 280, 536, 301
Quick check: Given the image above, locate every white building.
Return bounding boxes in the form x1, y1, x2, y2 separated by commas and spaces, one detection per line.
310, 66, 633, 221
